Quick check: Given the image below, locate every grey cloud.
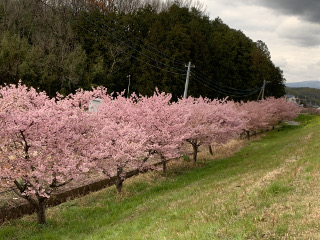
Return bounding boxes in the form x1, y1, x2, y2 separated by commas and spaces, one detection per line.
276, 18, 320, 47
255, 0, 320, 23
281, 32, 320, 47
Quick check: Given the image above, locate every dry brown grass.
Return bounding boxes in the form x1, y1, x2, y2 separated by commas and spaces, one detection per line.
179, 138, 249, 162
204, 139, 248, 160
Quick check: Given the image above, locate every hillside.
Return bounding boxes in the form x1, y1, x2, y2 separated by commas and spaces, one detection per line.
1, 114, 320, 239
286, 81, 320, 89
286, 87, 320, 106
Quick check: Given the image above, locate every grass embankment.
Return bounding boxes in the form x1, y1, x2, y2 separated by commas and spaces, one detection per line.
1, 114, 320, 239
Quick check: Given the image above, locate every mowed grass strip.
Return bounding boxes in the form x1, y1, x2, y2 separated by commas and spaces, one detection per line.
1, 114, 320, 240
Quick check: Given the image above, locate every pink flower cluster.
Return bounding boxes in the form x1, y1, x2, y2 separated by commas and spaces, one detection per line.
236, 97, 301, 137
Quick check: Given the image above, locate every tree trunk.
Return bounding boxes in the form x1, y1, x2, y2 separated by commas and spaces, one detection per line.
246, 130, 250, 140
162, 157, 167, 173
208, 145, 213, 155
115, 167, 124, 193
115, 178, 123, 194
13, 180, 48, 224
36, 201, 47, 224
192, 143, 198, 163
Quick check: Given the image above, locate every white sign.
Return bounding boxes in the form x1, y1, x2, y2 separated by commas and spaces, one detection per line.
88, 98, 102, 113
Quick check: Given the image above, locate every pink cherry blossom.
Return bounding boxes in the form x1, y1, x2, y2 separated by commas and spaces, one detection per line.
0, 83, 94, 224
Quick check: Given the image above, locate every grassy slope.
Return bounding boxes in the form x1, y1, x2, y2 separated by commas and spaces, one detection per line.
1, 114, 320, 239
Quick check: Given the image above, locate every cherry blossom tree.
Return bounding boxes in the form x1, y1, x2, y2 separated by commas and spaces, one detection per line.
0, 83, 93, 224
87, 92, 149, 193
133, 91, 188, 172
260, 97, 301, 128
177, 97, 245, 162
270, 97, 301, 123
236, 100, 271, 139
237, 97, 301, 139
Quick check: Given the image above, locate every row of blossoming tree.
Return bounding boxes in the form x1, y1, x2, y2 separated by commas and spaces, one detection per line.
0, 83, 300, 224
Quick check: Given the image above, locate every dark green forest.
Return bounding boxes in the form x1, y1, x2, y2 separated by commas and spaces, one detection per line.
0, 0, 285, 100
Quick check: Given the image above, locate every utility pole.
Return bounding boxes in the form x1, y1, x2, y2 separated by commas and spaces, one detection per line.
127, 75, 131, 98
261, 79, 266, 99
184, 61, 195, 98
257, 79, 268, 100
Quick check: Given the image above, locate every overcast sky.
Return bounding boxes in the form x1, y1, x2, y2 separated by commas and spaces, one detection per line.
201, 0, 320, 83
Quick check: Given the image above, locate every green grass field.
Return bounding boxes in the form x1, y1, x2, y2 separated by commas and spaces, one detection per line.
1, 114, 320, 239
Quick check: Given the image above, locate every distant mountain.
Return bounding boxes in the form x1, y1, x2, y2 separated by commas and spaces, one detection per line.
286, 87, 320, 106
286, 81, 320, 89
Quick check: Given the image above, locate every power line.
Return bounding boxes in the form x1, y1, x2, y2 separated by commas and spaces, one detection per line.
88, 3, 186, 66
77, 21, 186, 75
192, 68, 262, 93
190, 73, 263, 97
190, 69, 263, 95
193, 78, 262, 97
63, 2, 187, 73
38, 0, 187, 76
